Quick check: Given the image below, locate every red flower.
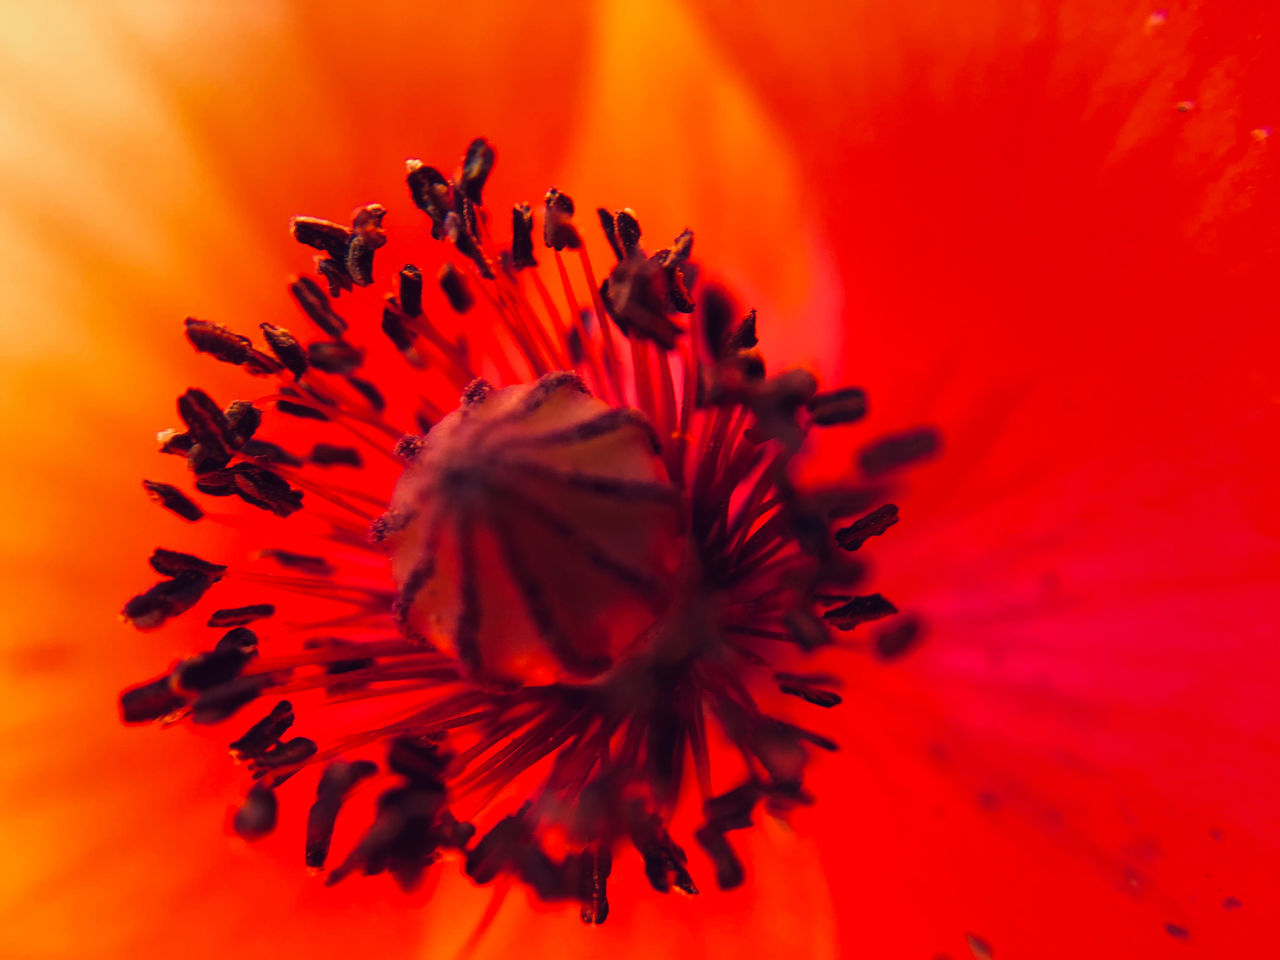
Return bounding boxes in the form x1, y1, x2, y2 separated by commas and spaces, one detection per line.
1, 2, 1277, 959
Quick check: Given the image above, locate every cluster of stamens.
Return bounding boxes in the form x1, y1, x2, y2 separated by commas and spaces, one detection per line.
120, 138, 937, 925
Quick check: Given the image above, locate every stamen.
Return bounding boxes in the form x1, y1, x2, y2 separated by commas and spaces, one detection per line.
122, 137, 934, 929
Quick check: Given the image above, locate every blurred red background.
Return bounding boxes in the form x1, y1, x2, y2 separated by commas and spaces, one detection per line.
0, 1, 1276, 957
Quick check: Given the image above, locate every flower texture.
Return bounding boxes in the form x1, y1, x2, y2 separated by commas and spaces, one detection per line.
2, 2, 1278, 960
120, 134, 931, 927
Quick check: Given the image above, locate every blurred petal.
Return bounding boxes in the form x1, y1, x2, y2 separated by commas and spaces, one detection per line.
2, 0, 1278, 958
684, 0, 1280, 955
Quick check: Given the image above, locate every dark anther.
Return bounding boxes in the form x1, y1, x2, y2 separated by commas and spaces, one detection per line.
784, 609, 832, 650
176, 638, 256, 692
777, 678, 843, 708
511, 203, 538, 269
729, 309, 758, 350
223, 400, 261, 448
305, 759, 378, 869
177, 388, 232, 470
301, 637, 374, 676
208, 603, 275, 627
566, 327, 585, 365
259, 548, 335, 576
578, 845, 611, 924
443, 212, 494, 279
601, 257, 684, 349
157, 429, 194, 456
345, 203, 387, 287
398, 264, 424, 317
290, 216, 353, 261
597, 208, 622, 261
543, 187, 580, 250
275, 397, 330, 421
466, 806, 532, 885
228, 463, 304, 517
173, 651, 245, 695
614, 209, 642, 256
289, 276, 349, 337
120, 675, 185, 724
239, 439, 303, 466
460, 137, 495, 204
216, 626, 259, 656
435, 810, 475, 850
1223, 896, 1243, 910
665, 227, 693, 264
315, 257, 351, 296
328, 784, 448, 891
259, 323, 308, 378
515, 843, 565, 902
229, 700, 295, 760
438, 263, 474, 313
338, 376, 382, 414
966, 933, 995, 959
309, 443, 363, 468
823, 593, 898, 631
694, 825, 745, 890
700, 285, 735, 356
381, 305, 418, 352
858, 427, 941, 477
405, 160, 453, 239
808, 387, 868, 426
393, 435, 424, 461
387, 736, 449, 787
233, 786, 278, 841
190, 675, 269, 725
142, 480, 203, 522
665, 262, 696, 313
184, 318, 252, 366
306, 340, 364, 374
244, 348, 283, 376
629, 811, 698, 895
704, 783, 764, 832
873, 616, 923, 661
121, 572, 219, 630
836, 503, 900, 551
149, 547, 226, 578
461, 378, 492, 406
250, 737, 318, 778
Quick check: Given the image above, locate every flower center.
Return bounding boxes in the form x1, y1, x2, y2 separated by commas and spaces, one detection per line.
380, 372, 683, 686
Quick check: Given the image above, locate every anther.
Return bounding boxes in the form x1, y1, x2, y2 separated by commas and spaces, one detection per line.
119, 676, 186, 724
808, 387, 868, 426
149, 548, 226, 578
460, 137, 496, 204
873, 616, 923, 660
142, 480, 203, 522
309, 443, 363, 468
307, 340, 364, 374
306, 760, 378, 869
259, 549, 336, 576
823, 593, 898, 630
835, 504, 899, 551
511, 203, 538, 269
405, 160, 454, 240
543, 188, 580, 250
259, 322, 309, 378
858, 427, 940, 477
345, 375, 386, 412
398, 264, 424, 317
438, 263, 474, 313
229, 700, 295, 760
289, 276, 349, 337
208, 603, 276, 627
233, 786, 279, 840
